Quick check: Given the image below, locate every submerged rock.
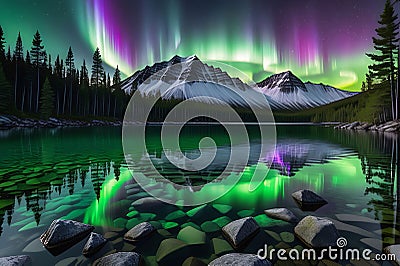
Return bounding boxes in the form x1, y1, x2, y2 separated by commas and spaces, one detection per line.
40, 219, 94, 254
124, 222, 155, 242
383, 244, 400, 265
292, 189, 327, 211
294, 216, 339, 248
264, 208, 299, 223
93, 252, 141, 266
208, 253, 271, 266
177, 226, 206, 245
0, 255, 32, 266
82, 232, 108, 257
222, 217, 260, 249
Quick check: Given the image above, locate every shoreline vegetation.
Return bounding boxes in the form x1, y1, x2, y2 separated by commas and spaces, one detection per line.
0, 114, 121, 129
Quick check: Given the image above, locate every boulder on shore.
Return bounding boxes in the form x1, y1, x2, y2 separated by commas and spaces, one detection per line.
208, 253, 272, 266
93, 252, 141, 266
292, 189, 327, 211
222, 217, 260, 249
0, 255, 32, 266
40, 219, 94, 255
82, 232, 107, 257
124, 221, 156, 242
294, 216, 339, 248
264, 208, 299, 223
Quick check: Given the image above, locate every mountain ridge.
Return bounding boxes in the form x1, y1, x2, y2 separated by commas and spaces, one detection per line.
120, 55, 357, 111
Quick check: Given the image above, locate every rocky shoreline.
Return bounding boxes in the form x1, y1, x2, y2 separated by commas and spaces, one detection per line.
334, 120, 400, 133
0, 115, 122, 130
3, 189, 396, 265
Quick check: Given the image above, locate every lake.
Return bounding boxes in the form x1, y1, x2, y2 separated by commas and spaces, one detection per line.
0, 125, 398, 265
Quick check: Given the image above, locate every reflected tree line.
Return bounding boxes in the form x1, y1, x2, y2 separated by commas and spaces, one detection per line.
328, 129, 400, 246
0, 127, 125, 237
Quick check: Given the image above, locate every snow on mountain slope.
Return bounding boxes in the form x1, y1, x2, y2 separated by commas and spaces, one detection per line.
257, 71, 357, 110
121, 55, 273, 109
120, 56, 357, 111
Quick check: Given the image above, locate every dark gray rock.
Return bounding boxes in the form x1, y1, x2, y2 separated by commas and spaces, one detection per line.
0, 255, 32, 266
292, 189, 327, 211
294, 216, 339, 248
264, 208, 299, 223
383, 244, 400, 265
93, 252, 141, 266
208, 253, 271, 266
222, 217, 260, 249
124, 221, 155, 242
82, 232, 107, 257
40, 219, 94, 253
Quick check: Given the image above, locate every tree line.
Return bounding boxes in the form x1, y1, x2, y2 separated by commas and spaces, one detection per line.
364, 0, 400, 121
0, 27, 129, 119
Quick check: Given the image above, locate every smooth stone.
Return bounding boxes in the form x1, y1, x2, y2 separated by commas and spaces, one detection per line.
335, 214, 378, 224
177, 226, 206, 245
264, 230, 281, 242
40, 219, 94, 250
161, 221, 179, 229
131, 197, 167, 212
0, 255, 32, 266
182, 256, 207, 266
124, 222, 155, 242
264, 208, 299, 223
213, 216, 232, 228
187, 204, 221, 223
126, 210, 139, 218
237, 209, 255, 218
201, 221, 220, 233
254, 214, 288, 227
93, 252, 141, 266
383, 244, 400, 265
292, 190, 327, 211
212, 204, 232, 214
280, 232, 295, 243
294, 216, 339, 248
82, 232, 108, 257
155, 239, 189, 263
165, 210, 187, 221
208, 253, 272, 266
211, 238, 234, 255
222, 217, 260, 249
113, 218, 128, 228
181, 222, 201, 231
54, 257, 78, 266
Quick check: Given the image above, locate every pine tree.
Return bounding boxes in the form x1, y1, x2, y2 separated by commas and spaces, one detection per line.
65, 46, 75, 114
91, 48, 103, 87
14, 32, 23, 61
91, 48, 104, 116
366, 0, 399, 119
39, 77, 54, 118
0, 63, 12, 113
0, 25, 5, 62
30, 30, 45, 113
6, 46, 10, 61
13, 32, 23, 109
25, 51, 31, 64
113, 65, 121, 85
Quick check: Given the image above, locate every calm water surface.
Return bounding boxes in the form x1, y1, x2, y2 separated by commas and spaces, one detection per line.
0, 125, 399, 265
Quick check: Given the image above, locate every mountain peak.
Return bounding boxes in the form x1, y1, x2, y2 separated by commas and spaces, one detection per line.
258, 70, 307, 93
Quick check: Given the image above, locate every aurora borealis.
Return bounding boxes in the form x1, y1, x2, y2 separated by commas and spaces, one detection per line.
0, 0, 389, 91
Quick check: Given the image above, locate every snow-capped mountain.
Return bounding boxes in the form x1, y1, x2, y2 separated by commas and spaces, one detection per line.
120, 55, 357, 111
257, 71, 357, 110
121, 55, 271, 109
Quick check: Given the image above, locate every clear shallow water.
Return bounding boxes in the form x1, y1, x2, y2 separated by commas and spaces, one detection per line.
0, 125, 398, 265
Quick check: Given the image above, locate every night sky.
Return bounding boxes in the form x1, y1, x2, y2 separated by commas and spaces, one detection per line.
0, 0, 389, 91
